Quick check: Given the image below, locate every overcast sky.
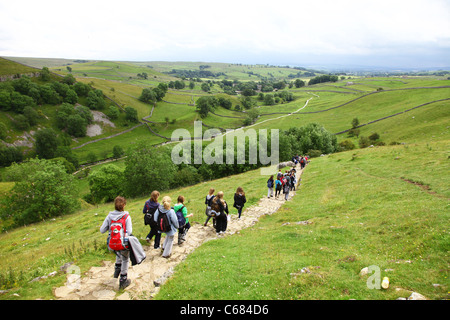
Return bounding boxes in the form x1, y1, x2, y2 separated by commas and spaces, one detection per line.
0, 0, 449, 69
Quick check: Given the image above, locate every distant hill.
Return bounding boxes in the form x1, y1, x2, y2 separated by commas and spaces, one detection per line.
0, 57, 41, 78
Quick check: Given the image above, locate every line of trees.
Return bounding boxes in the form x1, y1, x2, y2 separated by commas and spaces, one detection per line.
308, 75, 339, 85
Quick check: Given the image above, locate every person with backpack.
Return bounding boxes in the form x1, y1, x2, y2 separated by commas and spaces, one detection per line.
275, 177, 282, 198
143, 190, 161, 249
233, 187, 247, 219
100, 196, 132, 289
267, 175, 274, 198
300, 156, 306, 169
290, 172, 296, 191
283, 177, 290, 200
210, 191, 229, 235
174, 195, 193, 245
154, 196, 179, 258
204, 188, 215, 227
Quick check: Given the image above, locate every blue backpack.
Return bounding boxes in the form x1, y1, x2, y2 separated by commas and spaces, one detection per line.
175, 205, 186, 228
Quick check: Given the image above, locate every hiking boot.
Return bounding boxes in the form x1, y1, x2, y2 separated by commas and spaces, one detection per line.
119, 274, 131, 290
114, 264, 121, 278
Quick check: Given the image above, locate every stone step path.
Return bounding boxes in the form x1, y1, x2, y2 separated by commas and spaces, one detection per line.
54, 166, 304, 300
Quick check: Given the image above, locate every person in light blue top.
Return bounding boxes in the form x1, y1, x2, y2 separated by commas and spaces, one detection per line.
154, 196, 179, 258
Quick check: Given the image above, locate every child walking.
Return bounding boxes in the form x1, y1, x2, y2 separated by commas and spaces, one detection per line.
233, 187, 247, 219
204, 188, 215, 227
211, 191, 229, 235
154, 196, 179, 258
275, 177, 282, 198
100, 196, 132, 289
174, 195, 194, 245
267, 175, 274, 198
143, 190, 161, 249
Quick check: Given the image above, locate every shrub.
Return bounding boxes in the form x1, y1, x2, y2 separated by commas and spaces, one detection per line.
338, 139, 356, 151
369, 132, 380, 141
123, 145, 176, 197
359, 136, 371, 148
88, 164, 125, 203
307, 149, 322, 158
284, 123, 337, 157
2, 158, 79, 226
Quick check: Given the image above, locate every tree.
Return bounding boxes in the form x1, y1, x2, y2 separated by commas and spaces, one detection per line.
196, 96, 218, 118
107, 105, 120, 119
87, 89, 106, 110
139, 88, 156, 103
73, 82, 90, 97
264, 94, 275, 105
124, 106, 138, 123
369, 132, 380, 141
201, 83, 210, 92
62, 74, 76, 85
294, 79, 305, 88
218, 97, 232, 109
123, 146, 176, 197
284, 123, 337, 156
23, 106, 39, 126
240, 96, 255, 110
39, 84, 61, 105
66, 114, 87, 137
243, 107, 260, 125
64, 88, 78, 104
40, 67, 51, 81
0, 145, 23, 167
88, 164, 125, 203
157, 82, 168, 94
2, 158, 79, 226
34, 128, 59, 159
351, 117, 360, 128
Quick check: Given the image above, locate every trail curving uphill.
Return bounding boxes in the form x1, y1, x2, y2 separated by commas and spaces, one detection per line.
54, 165, 305, 300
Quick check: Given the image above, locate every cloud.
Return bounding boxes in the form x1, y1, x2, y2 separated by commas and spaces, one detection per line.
0, 0, 449, 67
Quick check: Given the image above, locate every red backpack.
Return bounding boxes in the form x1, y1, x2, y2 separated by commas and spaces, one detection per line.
108, 213, 129, 251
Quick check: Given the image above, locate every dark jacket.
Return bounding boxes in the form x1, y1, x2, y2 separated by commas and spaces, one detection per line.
233, 193, 246, 209
143, 200, 159, 227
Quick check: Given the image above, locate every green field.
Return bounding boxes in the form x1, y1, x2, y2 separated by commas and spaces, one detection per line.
156, 140, 449, 300
0, 58, 449, 300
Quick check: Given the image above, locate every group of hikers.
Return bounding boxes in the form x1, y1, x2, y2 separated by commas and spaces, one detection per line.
267, 167, 298, 201
99, 187, 246, 290
99, 155, 307, 290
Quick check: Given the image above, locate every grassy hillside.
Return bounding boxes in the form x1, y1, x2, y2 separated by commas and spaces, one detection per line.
0, 165, 269, 299
0, 58, 449, 300
156, 139, 449, 300
0, 57, 41, 77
